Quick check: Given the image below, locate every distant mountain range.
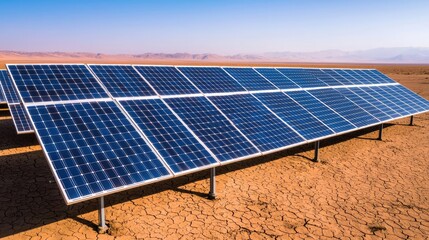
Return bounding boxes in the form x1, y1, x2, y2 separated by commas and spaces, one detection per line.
1, 47, 429, 63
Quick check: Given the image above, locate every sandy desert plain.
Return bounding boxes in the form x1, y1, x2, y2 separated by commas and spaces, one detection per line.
0, 56, 428, 239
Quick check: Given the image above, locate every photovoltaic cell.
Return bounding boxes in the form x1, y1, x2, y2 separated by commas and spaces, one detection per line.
368, 70, 395, 83
254, 68, 300, 89
309, 89, 379, 127
372, 86, 417, 114
209, 94, 304, 152
253, 92, 334, 140
360, 87, 410, 116
380, 85, 425, 112
27, 101, 171, 203
349, 87, 402, 119
390, 85, 429, 110
344, 70, 372, 84
9, 104, 33, 133
354, 70, 383, 84
321, 69, 354, 85
333, 70, 365, 85
164, 97, 259, 162
0, 86, 4, 103
134, 66, 200, 95
285, 91, 355, 133
89, 65, 156, 98
335, 88, 391, 121
119, 99, 218, 173
0, 70, 20, 103
8, 65, 109, 103
276, 68, 328, 88
178, 67, 247, 93
307, 69, 344, 86
223, 68, 277, 91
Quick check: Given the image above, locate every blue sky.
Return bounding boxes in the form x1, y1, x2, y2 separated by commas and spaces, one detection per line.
1, 0, 428, 54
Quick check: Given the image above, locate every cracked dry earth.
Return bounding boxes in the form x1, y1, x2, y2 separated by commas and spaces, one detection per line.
0, 74, 428, 239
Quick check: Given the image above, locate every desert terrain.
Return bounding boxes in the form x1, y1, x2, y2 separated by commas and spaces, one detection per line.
0, 58, 428, 239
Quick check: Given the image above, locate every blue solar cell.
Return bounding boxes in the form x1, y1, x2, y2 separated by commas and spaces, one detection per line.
164, 97, 259, 162
9, 104, 33, 133
8, 65, 109, 103
254, 92, 334, 140
350, 87, 402, 119
285, 91, 355, 133
307, 69, 344, 86
254, 68, 300, 89
178, 67, 246, 93
309, 89, 379, 127
276, 68, 328, 88
354, 70, 383, 84
89, 65, 156, 98
27, 101, 171, 203
344, 70, 372, 84
333, 70, 366, 85
321, 69, 355, 85
359, 87, 410, 116
335, 88, 391, 121
390, 85, 429, 110
223, 68, 277, 91
373, 86, 418, 114
367, 70, 395, 83
134, 66, 200, 95
0, 85, 4, 103
209, 94, 304, 152
120, 99, 218, 173
0, 70, 20, 103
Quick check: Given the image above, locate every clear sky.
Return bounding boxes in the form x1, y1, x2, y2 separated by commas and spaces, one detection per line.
1, 0, 429, 54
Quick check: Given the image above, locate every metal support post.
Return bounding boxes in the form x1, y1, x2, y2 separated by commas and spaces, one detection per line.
208, 168, 216, 200
410, 115, 414, 126
313, 141, 320, 162
378, 124, 383, 140
98, 196, 108, 233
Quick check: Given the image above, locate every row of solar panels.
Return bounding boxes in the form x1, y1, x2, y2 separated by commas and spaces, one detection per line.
0, 65, 399, 134
2, 65, 429, 204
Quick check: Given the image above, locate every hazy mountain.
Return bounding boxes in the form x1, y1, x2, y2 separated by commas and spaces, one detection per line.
1, 47, 428, 63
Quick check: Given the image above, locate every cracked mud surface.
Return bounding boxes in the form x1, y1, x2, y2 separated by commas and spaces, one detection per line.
0, 68, 428, 239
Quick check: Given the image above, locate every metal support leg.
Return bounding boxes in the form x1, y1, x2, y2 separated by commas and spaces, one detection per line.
208, 168, 216, 200
410, 115, 414, 126
313, 141, 320, 162
98, 196, 108, 233
378, 124, 383, 140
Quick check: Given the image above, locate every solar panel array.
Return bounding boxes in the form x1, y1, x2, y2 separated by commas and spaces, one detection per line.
0, 70, 33, 134
5, 64, 429, 204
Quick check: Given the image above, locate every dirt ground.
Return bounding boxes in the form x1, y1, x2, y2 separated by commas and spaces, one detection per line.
0, 62, 428, 239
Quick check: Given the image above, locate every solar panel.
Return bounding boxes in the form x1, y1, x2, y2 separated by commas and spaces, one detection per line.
119, 99, 219, 173
209, 94, 304, 152
354, 70, 383, 84
0, 70, 20, 103
27, 101, 171, 203
284, 91, 356, 133
390, 85, 429, 110
134, 66, 200, 96
276, 68, 328, 88
8, 64, 109, 103
348, 87, 402, 119
254, 68, 300, 89
0, 86, 5, 103
164, 97, 260, 162
332, 70, 365, 85
335, 88, 391, 121
88, 65, 156, 98
321, 69, 355, 85
8, 104, 33, 133
359, 87, 410, 116
178, 67, 247, 93
368, 70, 395, 83
307, 69, 344, 86
253, 92, 334, 140
372, 86, 418, 114
309, 89, 379, 127
379, 86, 426, 112
343, 70, 372, 84
223, 68, 277, 91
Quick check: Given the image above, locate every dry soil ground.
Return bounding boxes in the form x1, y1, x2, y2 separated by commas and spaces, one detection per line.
0, 62, 428, 239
